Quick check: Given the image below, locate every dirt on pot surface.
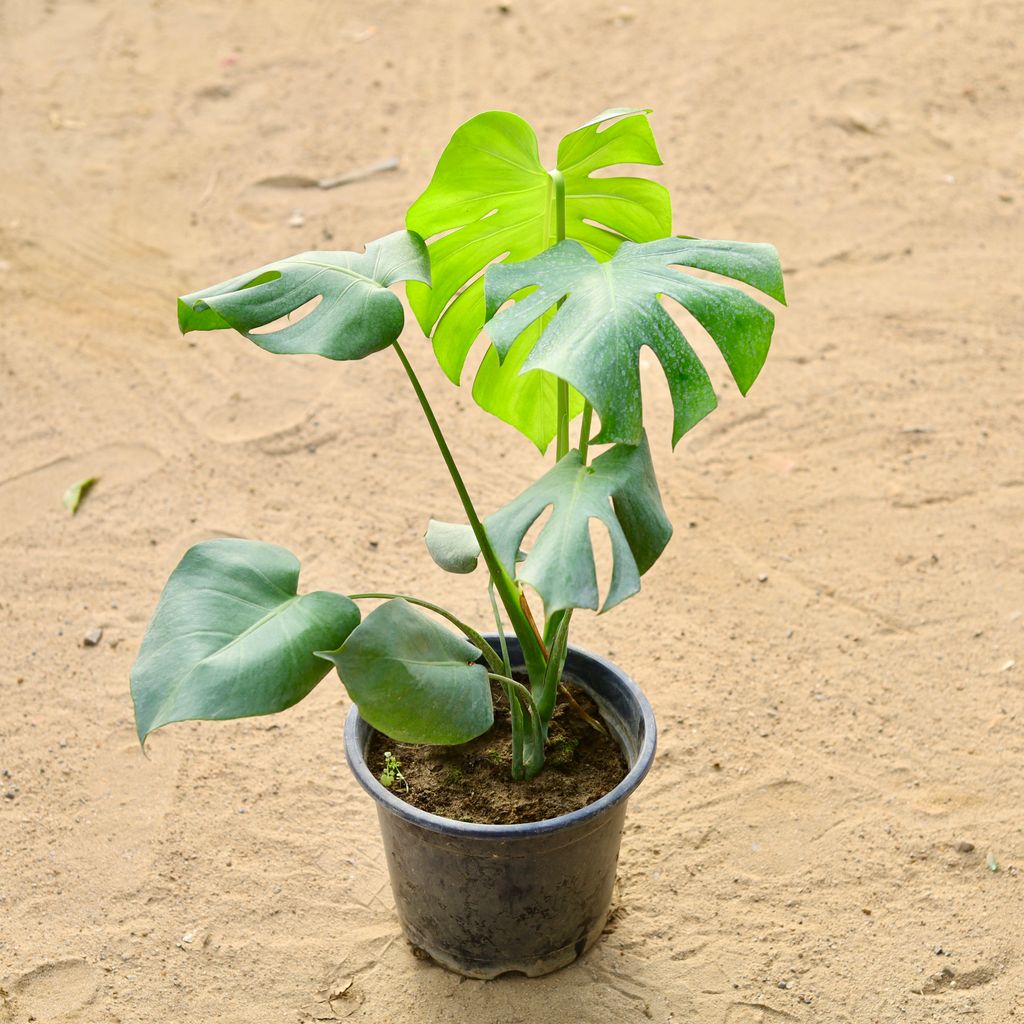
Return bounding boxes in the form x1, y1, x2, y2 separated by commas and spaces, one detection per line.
366, 680, 628, 824
2, 1, 1023, 1022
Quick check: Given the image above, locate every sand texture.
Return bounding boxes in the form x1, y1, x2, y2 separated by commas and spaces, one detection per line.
1, 0, 1023, 1020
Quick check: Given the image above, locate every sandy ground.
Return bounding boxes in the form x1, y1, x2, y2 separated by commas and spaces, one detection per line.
2, 0, 1023, 1020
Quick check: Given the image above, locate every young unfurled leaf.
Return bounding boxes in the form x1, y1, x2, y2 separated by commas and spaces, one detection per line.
425, 435, 672, 616
177, 230, 430, 360
317, 599, 493, 745
131, 540, 360, 744
484, 237, 786, 447
406, 109, 671, 450
63, 476, 98, 514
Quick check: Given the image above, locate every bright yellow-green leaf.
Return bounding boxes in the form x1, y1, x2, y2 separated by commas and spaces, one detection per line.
406, 109, 671, 450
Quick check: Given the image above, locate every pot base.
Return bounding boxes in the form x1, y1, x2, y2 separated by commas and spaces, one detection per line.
405, 914, 609, 979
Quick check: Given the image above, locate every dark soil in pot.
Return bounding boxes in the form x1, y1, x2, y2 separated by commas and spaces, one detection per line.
365, 677, 627, 824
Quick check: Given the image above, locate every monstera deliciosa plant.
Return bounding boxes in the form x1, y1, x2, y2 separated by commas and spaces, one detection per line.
131, 108, 785, 781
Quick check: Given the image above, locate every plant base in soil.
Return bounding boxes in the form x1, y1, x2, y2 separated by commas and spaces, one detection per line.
366, 679, 627, 825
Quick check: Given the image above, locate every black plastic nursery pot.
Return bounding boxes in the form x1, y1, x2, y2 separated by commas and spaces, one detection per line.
344, 635, 657, 979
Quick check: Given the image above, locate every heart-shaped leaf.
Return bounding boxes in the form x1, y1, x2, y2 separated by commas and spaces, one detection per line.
131, 540, 360, 744
484, 237, 786, 447
425, 435, 672, 617
406, 109, 671, 449
177, 229, 429, 360
318, 599, 493, 745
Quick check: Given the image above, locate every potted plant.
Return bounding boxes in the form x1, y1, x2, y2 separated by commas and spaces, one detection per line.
131, 108, 785, 978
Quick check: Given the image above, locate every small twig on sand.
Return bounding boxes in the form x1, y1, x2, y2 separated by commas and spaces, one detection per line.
198, 168, 220, 207
255, 157, 399, 190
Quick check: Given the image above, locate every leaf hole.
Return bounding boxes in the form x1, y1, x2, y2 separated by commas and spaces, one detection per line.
486, 282, 542, 325
586, 110, 644, 135
428, 248, 513, 380
638, 337, 685, 439
518, 503, 554, 559
249, 294, 323, 335
583, 164, 663, 180
656, 301, 718, 364
580, 217, 631, 247
588, 515, 616, 610
240, 269, 281, 290
418, 209, 500, 246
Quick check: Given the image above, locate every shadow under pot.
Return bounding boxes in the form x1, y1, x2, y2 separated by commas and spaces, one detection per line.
344, 635, 657, 979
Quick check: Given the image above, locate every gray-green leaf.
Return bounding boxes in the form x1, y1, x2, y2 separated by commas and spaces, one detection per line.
317, 599, 492, 745
484, 237, 786, 447
177, 229, 430, 360
425, 435, 672, 616
131, 539, 360, 744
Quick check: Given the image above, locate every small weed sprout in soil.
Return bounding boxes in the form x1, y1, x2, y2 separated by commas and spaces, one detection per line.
130, 108, 785, 799
379, 752, 408, 793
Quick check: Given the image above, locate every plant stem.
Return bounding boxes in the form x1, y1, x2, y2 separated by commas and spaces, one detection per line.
542, 610, 560, 651
506, 682, 526, 780
550, 168, 566, 244
555, 385, 570, 462
487, 582, 513, 679
540, 169, 577, 656
578, 401, 594, 463
518, 590, 549, 659
488, 673, 545, 779
391, 341, 548, 690
537, 607, 571, 722
549, 168, 570, 462
487, 583, 524, 779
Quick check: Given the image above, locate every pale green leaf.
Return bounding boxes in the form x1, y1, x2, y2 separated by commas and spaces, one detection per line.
318, 599, 493, 745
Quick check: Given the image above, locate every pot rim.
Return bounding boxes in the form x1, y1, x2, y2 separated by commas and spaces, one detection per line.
344, 638, 656, 839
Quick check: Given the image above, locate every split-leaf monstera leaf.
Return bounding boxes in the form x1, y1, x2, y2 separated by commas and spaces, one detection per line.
425, 435, 672, 616
131, 540, 360, 744
484, 237, 787, 447
406, 108, 671, 450
177, 230, 429, 359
